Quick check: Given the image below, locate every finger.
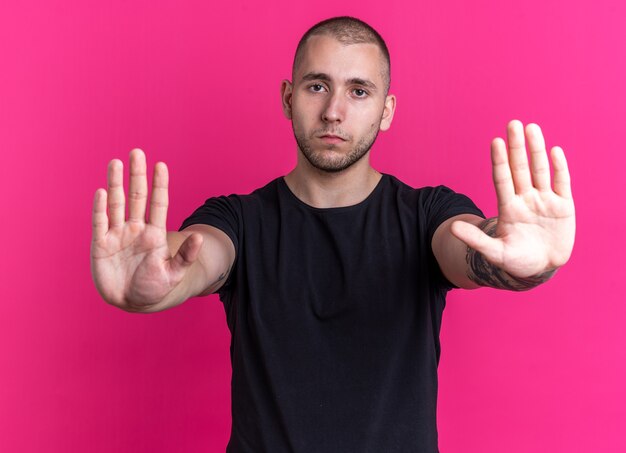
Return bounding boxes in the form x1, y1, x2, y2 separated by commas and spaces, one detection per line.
148, 162, 169, 229
450, 220, 504, 267
526, 123, 551, 191
169, 233, 203, 277
92, 188, 109, 241
551, 146, 572, 198
128, 149, 148, 222
491, 137, 515, 206
107, 159, 125, 227
507, 119, 533, 194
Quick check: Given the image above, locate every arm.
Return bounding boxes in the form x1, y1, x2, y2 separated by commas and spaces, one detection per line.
164, 226, 235, 300
90, 149, 235, 313
432, 120, 575, 291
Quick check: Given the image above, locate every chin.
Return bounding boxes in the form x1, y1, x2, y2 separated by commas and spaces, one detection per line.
305, 150, 367, 173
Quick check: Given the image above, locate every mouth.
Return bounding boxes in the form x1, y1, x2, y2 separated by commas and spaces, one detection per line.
318, 134, 347, 144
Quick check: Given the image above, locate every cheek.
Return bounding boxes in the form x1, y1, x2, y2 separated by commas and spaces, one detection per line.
291, 111, 304, 127
291, 104, 316, 126
290, 112, 310, 137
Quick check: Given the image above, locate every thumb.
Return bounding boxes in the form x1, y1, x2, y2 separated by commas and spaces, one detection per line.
450, 220, 504, 266
169, 232, 204, 277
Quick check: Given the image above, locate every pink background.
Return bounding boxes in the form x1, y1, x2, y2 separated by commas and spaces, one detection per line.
1, 0, 624, 452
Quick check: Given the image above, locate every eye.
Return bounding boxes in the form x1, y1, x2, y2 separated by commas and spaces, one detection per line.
352, 88, 368, 98
309, 84, 327, 93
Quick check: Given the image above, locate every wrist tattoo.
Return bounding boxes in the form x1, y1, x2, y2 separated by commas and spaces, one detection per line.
466, 218, 557, 291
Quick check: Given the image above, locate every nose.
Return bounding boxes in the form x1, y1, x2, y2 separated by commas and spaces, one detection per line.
321, 91, 344, 124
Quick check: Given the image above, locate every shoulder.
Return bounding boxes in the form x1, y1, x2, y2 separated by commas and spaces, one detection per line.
179, 177, 283, 233
382, 174, 464, 209
195, 177, 283, 210
380, 174, 483, 234
240, 177, 283, 203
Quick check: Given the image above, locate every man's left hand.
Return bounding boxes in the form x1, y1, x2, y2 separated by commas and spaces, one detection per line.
450, 120, 576, 279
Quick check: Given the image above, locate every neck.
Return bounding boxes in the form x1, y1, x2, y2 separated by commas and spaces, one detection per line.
284, 153, 382, 209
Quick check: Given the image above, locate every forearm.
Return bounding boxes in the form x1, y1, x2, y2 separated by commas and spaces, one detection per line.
465, 217, 557, 291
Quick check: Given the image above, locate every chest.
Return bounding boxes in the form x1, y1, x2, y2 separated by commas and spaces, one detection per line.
238, 205, 426, 323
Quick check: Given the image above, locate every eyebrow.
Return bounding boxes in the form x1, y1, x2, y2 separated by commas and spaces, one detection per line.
301, 72, 378, 91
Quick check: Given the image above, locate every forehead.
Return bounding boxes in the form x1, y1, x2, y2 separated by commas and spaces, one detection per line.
295, 34, 386, 84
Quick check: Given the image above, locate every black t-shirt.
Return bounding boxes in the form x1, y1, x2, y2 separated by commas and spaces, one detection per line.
180, 174, 483, 453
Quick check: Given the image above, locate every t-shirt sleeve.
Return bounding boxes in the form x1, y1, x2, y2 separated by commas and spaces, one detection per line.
178, 196, 241, 293
178, 195, 240, 254
421, 185, 484, 246
420, 185, 485, 289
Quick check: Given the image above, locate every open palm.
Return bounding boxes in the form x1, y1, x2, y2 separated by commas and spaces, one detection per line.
90, 149, 202, 311
451, 120, 575, 278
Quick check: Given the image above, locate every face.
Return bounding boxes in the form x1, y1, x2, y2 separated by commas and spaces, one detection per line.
281, 35, 396, 173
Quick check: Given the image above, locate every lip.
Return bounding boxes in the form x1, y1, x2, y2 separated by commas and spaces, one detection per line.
319, 134, 346, 144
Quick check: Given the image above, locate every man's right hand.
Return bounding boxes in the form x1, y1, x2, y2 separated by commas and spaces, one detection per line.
91, 149, 204, 312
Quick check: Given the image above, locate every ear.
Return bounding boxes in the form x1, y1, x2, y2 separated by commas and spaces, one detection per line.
379, 94, 396, 131
280, 79, 293, 119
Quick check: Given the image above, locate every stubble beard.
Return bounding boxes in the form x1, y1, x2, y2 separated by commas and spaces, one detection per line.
292, 123, 381, 173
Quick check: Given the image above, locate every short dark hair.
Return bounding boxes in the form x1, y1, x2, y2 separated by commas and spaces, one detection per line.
292, 16, 391, 94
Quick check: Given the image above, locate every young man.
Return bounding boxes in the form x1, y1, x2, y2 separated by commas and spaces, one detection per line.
91, 17, 575, 453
